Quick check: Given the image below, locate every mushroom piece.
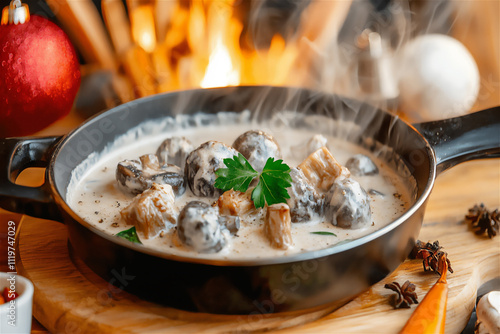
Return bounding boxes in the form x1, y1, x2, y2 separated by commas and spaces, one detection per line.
290, 135, 328, 160
345, 154, 379, 176
475, 291, 500, 334
218, 215, 241, 235
298, 147, 350, 192
120, 183, 178, 239
156, 136, 194, 170
232, 130, 281, 172
265, 203, 293, 250
185, 141, 238, 198
306, 135, 327, 155
177, 201, 226, 253
116, 154, 185, 196
215, 189, 255, 217
325, 177, 371, 229
303, 134, 329, 155
287, 168, 324, 223
306, 135, 328, 155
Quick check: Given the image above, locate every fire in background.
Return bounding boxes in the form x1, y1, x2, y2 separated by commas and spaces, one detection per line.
22, 0, 498, 115
107, 0, 316, 96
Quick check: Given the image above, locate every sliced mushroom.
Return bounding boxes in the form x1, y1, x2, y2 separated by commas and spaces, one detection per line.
325, 177, 371, 229
177, 201, 226, 253
232, 130, 281, 172
265, 203, 293, 250
346, 154, 379, 176
120, 183, 178, 239
156, 136, 194, 170
185, 141, 238, 198
219, 215, 241, 235
287, 168, 324, 223
116, 154, 186, 196
116, 159, 146, 195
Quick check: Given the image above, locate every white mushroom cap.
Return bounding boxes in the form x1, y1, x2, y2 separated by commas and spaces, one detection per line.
476, 291, 500, 334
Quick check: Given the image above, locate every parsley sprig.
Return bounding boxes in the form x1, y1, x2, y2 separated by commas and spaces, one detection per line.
215, 153, 292, 208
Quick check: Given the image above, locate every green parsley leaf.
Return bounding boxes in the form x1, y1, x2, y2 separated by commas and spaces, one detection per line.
251, 158, 292, 208
215, 153, 259, 192
116, 226, 142, 243
310, 231, 337, 236
215, 155, 292, 208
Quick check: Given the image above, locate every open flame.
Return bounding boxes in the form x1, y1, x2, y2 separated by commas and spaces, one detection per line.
201, 36, 240, 88
106, 0, 341, 98
113, 0, 304, 96
199, 0, 241, 88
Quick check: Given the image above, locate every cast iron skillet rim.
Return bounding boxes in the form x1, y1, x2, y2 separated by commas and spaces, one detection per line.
48, 86, 438, 266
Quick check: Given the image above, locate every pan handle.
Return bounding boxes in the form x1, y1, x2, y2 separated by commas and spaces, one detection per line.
0, 136, 63, 221
415, 106, 500, 175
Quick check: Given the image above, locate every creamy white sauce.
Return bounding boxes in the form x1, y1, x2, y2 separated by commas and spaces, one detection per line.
67, 113, 413, 260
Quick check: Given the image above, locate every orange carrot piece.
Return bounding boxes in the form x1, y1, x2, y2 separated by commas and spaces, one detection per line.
400, 253, 449, 334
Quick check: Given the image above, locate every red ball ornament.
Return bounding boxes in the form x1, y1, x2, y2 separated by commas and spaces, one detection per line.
0, 0, 81, 137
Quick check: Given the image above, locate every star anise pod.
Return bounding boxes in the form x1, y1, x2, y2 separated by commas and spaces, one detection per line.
421, 250, 453, 275
409, 240, 453, 274
465, 203, 499, 238
384, 280, 419, 309
409, 240, 441, 259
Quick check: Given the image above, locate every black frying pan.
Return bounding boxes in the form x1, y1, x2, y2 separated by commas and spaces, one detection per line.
1, 86, 499, 314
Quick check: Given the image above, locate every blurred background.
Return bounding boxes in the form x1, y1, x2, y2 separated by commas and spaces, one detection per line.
1, 0, 499, 125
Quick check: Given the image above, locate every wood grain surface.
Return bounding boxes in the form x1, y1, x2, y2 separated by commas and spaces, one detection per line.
12, 159, 500, 334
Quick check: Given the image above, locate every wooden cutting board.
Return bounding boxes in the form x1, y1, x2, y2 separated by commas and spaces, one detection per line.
14, 159, 500, 333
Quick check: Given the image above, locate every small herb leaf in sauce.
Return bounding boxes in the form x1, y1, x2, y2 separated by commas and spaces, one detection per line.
215, 155, 292, 208
310, 231, 337, 236
116, 226, 142, 244
215, 153, 258, 192
251, 158, 292, 208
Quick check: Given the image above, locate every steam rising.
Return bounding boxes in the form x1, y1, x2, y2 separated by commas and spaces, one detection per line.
235, 0, 458, 107
66, 87, 418, 210
243, 0, 310, 50
64, 1, 462, 205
